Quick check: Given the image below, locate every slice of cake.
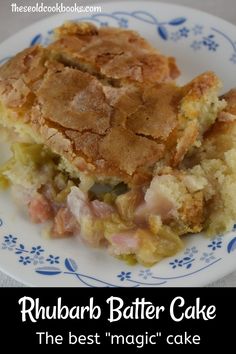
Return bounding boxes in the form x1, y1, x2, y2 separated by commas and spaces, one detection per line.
0, 22, 229, 266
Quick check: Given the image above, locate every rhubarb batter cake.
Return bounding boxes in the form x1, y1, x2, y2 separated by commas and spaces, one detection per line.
0, 22, 235, 266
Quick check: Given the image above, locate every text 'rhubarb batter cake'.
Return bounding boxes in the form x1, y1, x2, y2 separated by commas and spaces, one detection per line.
0, 22, 235, 266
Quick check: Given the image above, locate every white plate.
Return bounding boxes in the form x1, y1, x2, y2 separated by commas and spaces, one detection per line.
1, 1, 236, 287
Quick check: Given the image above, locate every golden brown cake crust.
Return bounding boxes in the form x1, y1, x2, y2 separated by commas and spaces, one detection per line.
205, 89, 236, 145
51, 21, 180, 85
221, 89, 236, 115
126, 84, 181, 139
0, 23, 224, 186
37, 67, 111, 134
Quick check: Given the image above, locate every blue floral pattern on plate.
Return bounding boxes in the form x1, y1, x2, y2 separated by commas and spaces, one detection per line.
1, 217, 235, 287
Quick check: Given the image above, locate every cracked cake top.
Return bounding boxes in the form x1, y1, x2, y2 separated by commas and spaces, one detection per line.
0, 22, 225, 186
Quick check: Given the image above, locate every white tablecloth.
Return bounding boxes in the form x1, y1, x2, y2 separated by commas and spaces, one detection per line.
0, 0, 236, 287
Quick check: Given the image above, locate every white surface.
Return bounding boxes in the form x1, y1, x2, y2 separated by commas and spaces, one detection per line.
0, 0, 236, 287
